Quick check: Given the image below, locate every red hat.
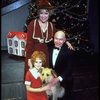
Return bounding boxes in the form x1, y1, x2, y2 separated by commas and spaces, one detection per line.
36, 0, 54, 9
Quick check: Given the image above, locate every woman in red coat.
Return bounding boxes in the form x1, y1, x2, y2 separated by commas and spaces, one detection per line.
25, 8, 56, 75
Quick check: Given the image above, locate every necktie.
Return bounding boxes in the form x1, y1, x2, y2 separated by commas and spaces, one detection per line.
53, 47, 60, 50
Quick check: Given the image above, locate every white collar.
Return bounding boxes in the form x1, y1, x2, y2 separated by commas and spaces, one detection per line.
29, 68, 40, 79
38, 20, 48, 33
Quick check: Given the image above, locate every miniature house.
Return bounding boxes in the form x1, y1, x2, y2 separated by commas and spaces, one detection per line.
6, 32, 27, 57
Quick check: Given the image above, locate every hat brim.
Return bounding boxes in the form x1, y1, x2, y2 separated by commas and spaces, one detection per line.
37, 5, 54, 10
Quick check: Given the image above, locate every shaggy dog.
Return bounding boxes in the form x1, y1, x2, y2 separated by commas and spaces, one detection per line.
40, 68, 65, 100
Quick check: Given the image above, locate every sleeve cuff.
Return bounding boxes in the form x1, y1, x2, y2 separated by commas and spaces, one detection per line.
58, 76, 63, 82
25, 81, 31, 85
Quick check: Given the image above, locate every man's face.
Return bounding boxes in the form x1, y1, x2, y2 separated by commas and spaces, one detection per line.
54, 31, 66, 48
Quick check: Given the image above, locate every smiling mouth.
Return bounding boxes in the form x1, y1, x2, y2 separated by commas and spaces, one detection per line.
42, 19, 47, 21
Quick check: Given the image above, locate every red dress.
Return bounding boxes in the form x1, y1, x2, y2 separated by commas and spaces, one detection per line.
24, 19, 56, 77
25, 68, 48, 100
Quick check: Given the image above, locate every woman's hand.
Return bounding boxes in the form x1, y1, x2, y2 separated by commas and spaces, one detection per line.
66, 41, 75, 51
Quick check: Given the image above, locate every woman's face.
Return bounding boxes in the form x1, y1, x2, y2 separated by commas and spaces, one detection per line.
38, 9, 49, 23
34, 58, 42, 70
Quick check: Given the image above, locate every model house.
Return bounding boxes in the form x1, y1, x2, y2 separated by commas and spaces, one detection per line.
6, 32, 27, 57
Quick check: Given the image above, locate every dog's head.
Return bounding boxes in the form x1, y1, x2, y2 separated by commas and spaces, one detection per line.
40, 68, 57, 84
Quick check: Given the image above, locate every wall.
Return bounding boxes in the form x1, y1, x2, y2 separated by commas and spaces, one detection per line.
88, 0, 99, 53
1, 4, 29, 50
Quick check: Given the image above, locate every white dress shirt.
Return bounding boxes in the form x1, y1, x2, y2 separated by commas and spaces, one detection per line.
52, 49, 60, 67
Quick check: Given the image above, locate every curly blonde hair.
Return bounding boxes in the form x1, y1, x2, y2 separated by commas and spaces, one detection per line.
31, 51, 46, 66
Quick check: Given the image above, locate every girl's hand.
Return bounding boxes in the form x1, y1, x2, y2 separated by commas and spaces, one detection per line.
43, 83, 52, 90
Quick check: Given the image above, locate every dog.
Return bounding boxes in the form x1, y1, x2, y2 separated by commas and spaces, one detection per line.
40, 68, 65, 100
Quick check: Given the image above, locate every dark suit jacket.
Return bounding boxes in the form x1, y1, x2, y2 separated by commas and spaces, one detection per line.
47, 41, 74, 83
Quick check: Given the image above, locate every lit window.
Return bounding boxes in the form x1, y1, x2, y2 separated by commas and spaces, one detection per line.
9, 47, 13, 54
21, 41, 25, 48
16, 49, 18, 54
14, 41, 18, 47
22, 50, 25, 56
9, 40, 12, 46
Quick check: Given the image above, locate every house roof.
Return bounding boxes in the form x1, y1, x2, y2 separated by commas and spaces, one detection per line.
6, 32, 27, 40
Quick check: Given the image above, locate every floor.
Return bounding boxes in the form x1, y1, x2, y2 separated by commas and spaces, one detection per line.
1, 50, 26, 100
1, 50, 99, 100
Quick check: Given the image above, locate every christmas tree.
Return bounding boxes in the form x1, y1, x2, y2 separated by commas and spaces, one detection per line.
23, 0, 94, 54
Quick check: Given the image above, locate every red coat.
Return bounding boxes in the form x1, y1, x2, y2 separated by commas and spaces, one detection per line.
24, 19, 56, 76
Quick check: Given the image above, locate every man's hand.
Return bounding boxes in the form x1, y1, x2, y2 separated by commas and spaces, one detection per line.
51, 77, 59, 85
66, 41, 75, 51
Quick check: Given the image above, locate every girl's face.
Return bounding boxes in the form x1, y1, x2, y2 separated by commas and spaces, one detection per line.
38, 9, 49, 23
34, 58, 42, 70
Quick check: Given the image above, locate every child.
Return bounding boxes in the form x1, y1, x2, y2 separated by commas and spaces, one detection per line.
25, 51, 51, 100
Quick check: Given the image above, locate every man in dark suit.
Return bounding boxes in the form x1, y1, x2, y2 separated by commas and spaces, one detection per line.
47, 30, 74, 100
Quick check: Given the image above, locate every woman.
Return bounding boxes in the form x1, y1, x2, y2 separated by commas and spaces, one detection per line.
25, 8, 55, 75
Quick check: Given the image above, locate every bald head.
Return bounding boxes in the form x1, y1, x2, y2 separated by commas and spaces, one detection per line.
54, 30, 66, 48
54, 31, 66, 39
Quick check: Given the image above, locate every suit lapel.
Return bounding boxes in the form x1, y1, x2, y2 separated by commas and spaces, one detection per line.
54, 43, 66, 68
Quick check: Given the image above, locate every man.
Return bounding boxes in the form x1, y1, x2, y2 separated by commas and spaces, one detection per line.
47, 30, 74, 100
